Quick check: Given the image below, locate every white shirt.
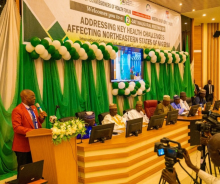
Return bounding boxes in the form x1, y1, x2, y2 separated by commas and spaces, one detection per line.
198, 170, 220, 184
180, 99, 190, 111
102, 114, 126, 130
209, 84, 213, 94
123, 109, 149, 123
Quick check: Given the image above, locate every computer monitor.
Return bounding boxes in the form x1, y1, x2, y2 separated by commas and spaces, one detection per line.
147, 114, 165, 131
214, 100, 220, 110
166, 110, 178, 125
126, 117, 143, 137
188, 105, 200, 117
6, 160, 44, 184
205, 102, 212, 111
89, 123, 114, 144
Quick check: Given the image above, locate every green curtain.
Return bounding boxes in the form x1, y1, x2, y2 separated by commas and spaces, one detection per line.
113, 96, 121, 115
123, 97, 130, 110
149, 63, 157, 100
142, 61, 151, 101
63, 61, 85, 117
183, 36, 195, 97
163, 64, 169, 95
167, 64, 175, 98
96, 60, 109, 113
174, 64, 183, 95
81, 60, 101, 122
157, 64, 165, 101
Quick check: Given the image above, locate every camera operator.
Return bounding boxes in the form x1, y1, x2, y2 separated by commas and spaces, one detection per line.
162, 133, 220, 184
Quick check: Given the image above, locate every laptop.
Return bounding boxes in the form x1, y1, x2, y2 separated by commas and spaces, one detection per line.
6, 160, 44, 184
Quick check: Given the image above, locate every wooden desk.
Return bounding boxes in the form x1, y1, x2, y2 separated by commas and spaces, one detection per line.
177, 115, 203, 121
76, 121, 196, 184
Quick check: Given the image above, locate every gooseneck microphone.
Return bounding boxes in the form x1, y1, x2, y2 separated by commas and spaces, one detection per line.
35, 103, 43, 113
55, 105, 60, 116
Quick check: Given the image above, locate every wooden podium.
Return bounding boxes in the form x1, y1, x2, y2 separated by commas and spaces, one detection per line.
26, 128, 78, 184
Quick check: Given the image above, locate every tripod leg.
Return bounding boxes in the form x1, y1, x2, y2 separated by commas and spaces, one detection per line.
214, 166, 217, 177
159, 175, 163, 184
176, 173, 181, 184
207, 153, 212, 175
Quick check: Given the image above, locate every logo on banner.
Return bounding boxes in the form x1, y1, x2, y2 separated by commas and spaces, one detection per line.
146, 4, 151, 12
166, 11, 170, 18
120, 0, 133, 6
124, 15, 131, 26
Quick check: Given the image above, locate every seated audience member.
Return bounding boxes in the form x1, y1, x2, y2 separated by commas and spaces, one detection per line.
77, 111, 96, 139
154, 95, 175, 115
171, 95, 185, 115
194, 89, 206, 107
102, 104, 126, 130
180, 91, 190, 111
162, 133, 220, 184
123, 101, 149, 124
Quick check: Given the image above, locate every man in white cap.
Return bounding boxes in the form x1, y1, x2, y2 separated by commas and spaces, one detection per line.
102, 104, 126, 130
123, 101, 149, 125
154, 95, 175, 115
171, 95, 185, 115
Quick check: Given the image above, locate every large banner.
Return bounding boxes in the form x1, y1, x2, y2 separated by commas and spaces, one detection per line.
23, 0, 181, 50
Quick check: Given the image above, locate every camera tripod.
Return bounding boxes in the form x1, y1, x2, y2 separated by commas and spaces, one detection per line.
196, 145, 220, 184
159, 157, 181, 184
159, 157, 199, 184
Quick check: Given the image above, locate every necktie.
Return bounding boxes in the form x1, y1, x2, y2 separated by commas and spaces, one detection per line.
29, 107, 38, 129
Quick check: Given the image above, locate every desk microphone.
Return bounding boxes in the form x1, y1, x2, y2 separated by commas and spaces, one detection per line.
55, 105, 60, 116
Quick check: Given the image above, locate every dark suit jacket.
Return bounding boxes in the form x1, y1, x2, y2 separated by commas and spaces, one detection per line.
204, 84, 214, 96
12, 103, 44, 152
195, 84, 200, 93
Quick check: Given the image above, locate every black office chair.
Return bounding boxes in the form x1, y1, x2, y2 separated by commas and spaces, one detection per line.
59, 117, 75, 122
98, 112, 109, 125
123, 108, 134, 115
75, 111, 87, 120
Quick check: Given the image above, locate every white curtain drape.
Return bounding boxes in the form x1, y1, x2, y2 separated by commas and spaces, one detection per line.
0, 0, 20, 109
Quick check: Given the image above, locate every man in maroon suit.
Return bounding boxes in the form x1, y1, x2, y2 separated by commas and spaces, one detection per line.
12, 89, 47, 177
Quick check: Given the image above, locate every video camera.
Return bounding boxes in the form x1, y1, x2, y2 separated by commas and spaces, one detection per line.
196, 112, 220, 136
154, 138, 185, 172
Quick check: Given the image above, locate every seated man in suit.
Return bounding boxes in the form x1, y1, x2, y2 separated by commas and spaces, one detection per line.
77, 111, 96, 139
194, 89, 207, 107
154, 95, 175, 115
180, 91, 190, 111
123, 101, 149, 125
102, 104, 126, 130
171, 95, 185, 115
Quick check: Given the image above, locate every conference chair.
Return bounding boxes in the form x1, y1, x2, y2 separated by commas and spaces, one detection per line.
59, 117, 75, 122
144, 100, 158, 119
187, 97, 192, 106
98, 112, 109, 125
75, 111, 87, 120
170, 99, 174, 104
123, 108, 134, 115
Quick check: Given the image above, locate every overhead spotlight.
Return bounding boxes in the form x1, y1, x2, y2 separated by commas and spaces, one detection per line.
192, 9, 195, 11
203, 14, 206, 16
212, 18, 215, 20
185, 22, 187, 24
180, 3, 182, 5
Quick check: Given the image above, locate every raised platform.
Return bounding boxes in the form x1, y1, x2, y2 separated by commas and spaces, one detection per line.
76, 120, 197, 184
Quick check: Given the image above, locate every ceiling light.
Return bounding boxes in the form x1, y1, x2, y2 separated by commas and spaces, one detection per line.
212, 18, 215, 20
185, 23, 187, 24
192, 9, 195, 11
180, 3, 182, 5
203, 14, 206, 16
0, 5, 1, 7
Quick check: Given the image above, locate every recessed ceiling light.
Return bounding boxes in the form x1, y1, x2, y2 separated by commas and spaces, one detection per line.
203, 14, 206, 16
212, 18, 215, 20
192, 9, 195, 11
0, 5, 1, 7
180, 3, 182, 5
185, 22, 187, 24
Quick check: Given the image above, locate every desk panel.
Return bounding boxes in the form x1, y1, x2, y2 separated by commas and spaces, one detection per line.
77, 121, 196, 184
